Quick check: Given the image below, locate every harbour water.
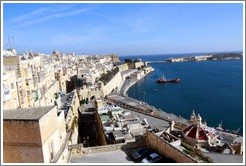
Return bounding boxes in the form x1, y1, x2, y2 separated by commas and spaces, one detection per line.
121, 54, 243, 135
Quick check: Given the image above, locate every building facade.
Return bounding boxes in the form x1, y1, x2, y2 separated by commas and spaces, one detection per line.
3, 106, 70, 163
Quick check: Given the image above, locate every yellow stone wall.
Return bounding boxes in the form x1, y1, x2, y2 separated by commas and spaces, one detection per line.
3, 146, 44, 163
3, 120, 43, 163
102, 72, 123, 96
3, 70, 20, 109
134, 62, 144, 69
3, 56, 20, 65
118, 63, 129, 71
3, 107, 69, 163
146, 131, 196, 163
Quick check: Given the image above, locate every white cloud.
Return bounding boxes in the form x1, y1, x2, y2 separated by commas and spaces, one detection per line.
7, 4, 93, 27
10, 7, 48, 23
20, 8, 90, 26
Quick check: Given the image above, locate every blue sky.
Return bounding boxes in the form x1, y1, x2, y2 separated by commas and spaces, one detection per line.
3, 3, 243, 55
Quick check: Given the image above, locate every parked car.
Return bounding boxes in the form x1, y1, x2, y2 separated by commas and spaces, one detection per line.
157, 157, 176, 163
131, 147, 153, 160
141, 152, 162, 163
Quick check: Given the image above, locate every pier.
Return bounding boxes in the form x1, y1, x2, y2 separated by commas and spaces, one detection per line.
146, 60, 167, 64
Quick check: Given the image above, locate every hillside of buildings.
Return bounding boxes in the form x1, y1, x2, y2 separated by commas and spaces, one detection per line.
2, 49, 243, 164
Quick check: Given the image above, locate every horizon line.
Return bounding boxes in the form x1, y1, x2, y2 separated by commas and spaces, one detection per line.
3, 48, 243, 57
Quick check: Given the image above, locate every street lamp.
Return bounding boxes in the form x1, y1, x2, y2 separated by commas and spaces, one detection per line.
140, 91, 146, 102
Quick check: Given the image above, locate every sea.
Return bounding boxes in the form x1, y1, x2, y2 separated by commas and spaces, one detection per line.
120, 53, 243, 135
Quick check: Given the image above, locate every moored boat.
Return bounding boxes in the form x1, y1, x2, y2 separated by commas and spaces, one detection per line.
157, 75, 180, 83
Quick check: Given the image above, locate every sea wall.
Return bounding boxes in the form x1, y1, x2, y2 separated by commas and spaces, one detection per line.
120, 66, 154, 95
120, 78, 138, 95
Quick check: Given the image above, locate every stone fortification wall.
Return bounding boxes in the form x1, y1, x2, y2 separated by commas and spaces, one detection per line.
117, 63, 129, 71
69, 141, 145, 156
78, 88, 104, 100
94, 101, 107, 145
146, 131, 196, 163
102, 72, 123, 96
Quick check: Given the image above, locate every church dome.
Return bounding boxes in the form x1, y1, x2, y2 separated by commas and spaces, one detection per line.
183, 125, 208, 141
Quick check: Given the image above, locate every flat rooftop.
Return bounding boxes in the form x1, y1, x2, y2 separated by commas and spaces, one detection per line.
82, 102, 96, 112
59, 91, 74, 111
3, 106, 55, 120
118, 109, 170, 131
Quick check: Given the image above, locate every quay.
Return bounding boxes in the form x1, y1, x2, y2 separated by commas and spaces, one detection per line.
106, 93, 188, 125
106, 93, 243, 144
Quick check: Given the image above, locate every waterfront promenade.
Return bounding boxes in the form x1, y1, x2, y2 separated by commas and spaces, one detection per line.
119, 66, 154, 95
106, 93, 188, 125
146, 60, 166, 64
119, 78, 138, 95
114, 67, 188, 125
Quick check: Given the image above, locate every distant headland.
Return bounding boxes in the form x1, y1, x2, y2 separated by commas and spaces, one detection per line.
165, 52, 243, 63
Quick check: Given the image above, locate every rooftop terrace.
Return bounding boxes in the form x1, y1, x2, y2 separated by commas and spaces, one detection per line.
3, 106, 55, 120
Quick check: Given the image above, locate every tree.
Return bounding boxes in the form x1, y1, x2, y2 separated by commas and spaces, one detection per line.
90, 95, 95, 100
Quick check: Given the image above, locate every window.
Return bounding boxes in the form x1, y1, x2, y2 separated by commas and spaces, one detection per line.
49, 144, 53, 160
11, 83, 14, 89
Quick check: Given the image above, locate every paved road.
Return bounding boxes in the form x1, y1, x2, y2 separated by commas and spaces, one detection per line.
202, 152, 243, 163
107, 93, 188, 125
70, 150, 134, 163
126, 109, 170, 131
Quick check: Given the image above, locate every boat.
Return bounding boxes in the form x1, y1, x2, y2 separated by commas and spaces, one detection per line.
157, 75, 180, 83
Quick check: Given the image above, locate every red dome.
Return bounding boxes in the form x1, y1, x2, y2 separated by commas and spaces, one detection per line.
183, 125, 208, 141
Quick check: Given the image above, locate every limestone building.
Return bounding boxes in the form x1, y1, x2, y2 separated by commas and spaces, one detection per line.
3, 106, 70, 163
3, 70, 20, 109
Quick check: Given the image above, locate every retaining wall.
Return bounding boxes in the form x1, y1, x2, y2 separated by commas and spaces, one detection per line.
146, 131, 196, 163
69, 141, 145, 155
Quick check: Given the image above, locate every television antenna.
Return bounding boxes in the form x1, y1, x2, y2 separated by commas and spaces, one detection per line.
7, 33, 15, 49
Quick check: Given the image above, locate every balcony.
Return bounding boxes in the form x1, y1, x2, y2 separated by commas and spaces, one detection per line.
38, 71, 45, 82
3, 73, 8, 81
3, 85, 11, 101
25, 79, 34, 90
